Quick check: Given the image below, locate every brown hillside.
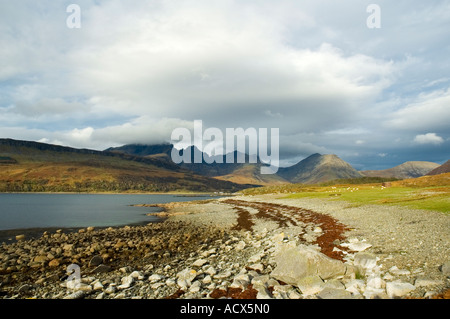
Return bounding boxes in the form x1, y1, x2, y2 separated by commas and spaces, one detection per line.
427, 160, 450, 175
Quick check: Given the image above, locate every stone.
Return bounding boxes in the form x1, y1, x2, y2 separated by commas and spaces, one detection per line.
344, 279, 365, 295
386, 282, 416, 298
235, 241, 246, 251
248, 263, 264, 273
91, 264, 112, 273
72, 283, 93, 293
440, 260, 450, 277
89, 255, 104, 267
151, 282, 165, 290
119, 266, 131, 273
215, 270, 232, 279
104, 285, 116, 294
254, 284, 273, 299
205, 266, 217, 276
63, 291, 85, 299
324, 279, 345, 290
271, 245, 347, 285
93, 281, 104, 291
230, 274, 251, 289
389, 266, 410, 276
165, 278, 176, 286
48, 259, 61, 267
189, 280, 202, 293
192, 258, 208, 267
148, 274, 164, 283
18, 284, 33, 293
341, 238, 372, 252
313, 227, 323, 233
34, 255, 48, 263
296, 275, 325, 295
118, 276, 134, 289
251, 275, 270, 286
130, 271, 145, 280
363, 287, 387, 299
366, 275, 385, 290
202, 275, 212, 284
248, 252, 263, 263
177, 268, 198, 284
15, 234, 25, 241
288, 290, 302, 299
318, 287, 353, 299
414, 276, 444, 288
353, 253, 378, 270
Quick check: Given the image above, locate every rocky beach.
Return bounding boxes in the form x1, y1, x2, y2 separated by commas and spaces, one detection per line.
0, 195, 449, 300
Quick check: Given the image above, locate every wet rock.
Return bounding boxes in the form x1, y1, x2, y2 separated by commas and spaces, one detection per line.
91, 264, 112, 273
89, 255, 104, 267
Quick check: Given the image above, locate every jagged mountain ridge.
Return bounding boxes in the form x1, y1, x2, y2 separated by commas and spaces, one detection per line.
0, 138, 249, 193
107, 143, 288, 185
108, 145, 363, 185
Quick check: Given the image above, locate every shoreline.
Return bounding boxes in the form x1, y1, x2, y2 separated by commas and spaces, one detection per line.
0, 219, 167, 244
0, 193, 225, 243
0, 195, 448, 299
0, 191, 234, 196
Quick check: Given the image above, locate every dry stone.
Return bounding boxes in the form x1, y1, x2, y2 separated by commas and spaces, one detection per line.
271, 245, 347, 285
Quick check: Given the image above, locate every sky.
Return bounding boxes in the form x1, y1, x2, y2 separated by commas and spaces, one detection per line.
0, 0, 449, 170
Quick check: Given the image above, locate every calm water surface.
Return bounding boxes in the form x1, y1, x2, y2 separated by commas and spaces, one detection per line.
0, 193, 213, 231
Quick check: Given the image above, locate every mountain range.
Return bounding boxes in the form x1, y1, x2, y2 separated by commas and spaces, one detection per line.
0, 138, 447, 192
107, 143, 446, 184
360, 161, 441, 179
0, 139, 249, 193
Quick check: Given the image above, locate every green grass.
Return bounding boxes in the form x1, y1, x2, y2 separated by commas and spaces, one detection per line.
285, 185, 450, 213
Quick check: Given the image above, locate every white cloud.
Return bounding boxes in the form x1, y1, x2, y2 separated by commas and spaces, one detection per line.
385, 89, 450, 131
413, 133, 444, 145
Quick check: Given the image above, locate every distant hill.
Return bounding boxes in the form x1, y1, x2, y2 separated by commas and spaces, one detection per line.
361, 161, 440, 179
0, 138, 248, 193
109, 144, 366, 185
107, 143, 288, 185
426, 160, 450, 175
277, 153, 363, 184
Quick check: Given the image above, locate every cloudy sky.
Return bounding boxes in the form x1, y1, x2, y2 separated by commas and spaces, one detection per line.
1, 0, 449, 170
